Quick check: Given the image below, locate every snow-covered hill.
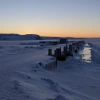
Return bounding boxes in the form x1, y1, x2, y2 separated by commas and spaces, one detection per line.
0, 34, 42, 40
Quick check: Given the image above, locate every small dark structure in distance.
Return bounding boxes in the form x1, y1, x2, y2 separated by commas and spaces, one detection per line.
60, 38, 68, 44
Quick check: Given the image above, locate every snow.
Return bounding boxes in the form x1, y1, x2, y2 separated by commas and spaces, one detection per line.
0, 38, 100, 100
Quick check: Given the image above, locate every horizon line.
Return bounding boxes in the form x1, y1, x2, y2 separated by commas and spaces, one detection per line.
0, 33, 100, 38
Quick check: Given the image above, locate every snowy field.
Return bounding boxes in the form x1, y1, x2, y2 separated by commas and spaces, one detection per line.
0, 38, 100, 100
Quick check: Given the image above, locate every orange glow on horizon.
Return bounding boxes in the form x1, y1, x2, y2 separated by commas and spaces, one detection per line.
0, 25, 100, 38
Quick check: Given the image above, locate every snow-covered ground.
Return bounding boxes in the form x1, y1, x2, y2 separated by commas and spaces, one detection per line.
0, 38, 100, 100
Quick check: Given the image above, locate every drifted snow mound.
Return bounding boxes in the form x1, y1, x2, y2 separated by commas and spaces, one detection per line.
0, 34, 42, 40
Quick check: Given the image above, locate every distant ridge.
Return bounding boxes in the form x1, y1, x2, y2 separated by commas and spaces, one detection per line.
42, 36, 85, 40
0, 33, 42, 40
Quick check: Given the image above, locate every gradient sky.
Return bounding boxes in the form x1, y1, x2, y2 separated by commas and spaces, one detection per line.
0, 0, 100, 37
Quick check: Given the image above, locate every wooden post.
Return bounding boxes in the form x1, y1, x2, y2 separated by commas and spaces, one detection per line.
54, 50, 57, 57
48, 49, 52, 56
56, 48, 61, 57
56, 58, 58, 68
54, 49, 58, 68
63, 46, 66, 56
69, 44, 73, 56
66, 45, 69, 56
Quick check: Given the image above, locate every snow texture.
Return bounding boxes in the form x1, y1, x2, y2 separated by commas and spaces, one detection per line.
0, 38, 100, 100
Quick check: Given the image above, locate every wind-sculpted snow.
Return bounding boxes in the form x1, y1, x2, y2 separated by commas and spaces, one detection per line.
0, 39, 100, 100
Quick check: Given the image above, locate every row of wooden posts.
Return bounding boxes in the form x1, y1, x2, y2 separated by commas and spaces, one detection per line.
46, 41, 85, 70
48, 41, 85, 59
46, 40, 85, 70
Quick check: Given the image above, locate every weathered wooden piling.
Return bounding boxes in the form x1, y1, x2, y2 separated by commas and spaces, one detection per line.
65, 45, 69, 56
56, 48, 61, 58
63, 46, 67, 56
69, 44, 73, 56
48, 49, 52, 56
55, 47, 66, 61
54, 47, 66, 63
54, 50, 57, 57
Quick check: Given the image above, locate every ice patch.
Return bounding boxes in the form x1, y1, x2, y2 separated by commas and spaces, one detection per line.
75, 44, 92, 63
80, 44, 91, 63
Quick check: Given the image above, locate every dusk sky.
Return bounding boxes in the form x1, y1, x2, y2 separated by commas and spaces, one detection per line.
0, 0, 100, 37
